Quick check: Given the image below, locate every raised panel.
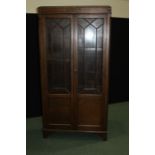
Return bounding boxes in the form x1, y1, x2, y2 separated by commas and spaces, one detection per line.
78, 95, 104, 127
47, 95, 71, 125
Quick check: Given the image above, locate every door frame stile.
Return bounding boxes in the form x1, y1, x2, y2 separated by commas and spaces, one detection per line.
39, 15, 49, 128
70, 15, 76, 129
102, 13, 111, 132
72, 15, 79, 130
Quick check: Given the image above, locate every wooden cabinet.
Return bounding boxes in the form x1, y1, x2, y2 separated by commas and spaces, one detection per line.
38, 6, 111, 140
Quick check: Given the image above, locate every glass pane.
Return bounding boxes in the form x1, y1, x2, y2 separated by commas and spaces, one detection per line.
45, 18, 71, 93
78, 18, 104, 93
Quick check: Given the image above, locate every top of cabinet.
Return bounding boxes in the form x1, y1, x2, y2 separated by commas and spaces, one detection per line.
38, 6, 111, 15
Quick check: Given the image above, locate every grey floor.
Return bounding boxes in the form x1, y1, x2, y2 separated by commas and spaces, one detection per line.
27, 102, 129, 155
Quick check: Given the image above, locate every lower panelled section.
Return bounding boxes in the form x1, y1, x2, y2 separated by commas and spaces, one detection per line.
45, 94, 106, 132
77, 94, 105, 131
46, 94, 73, 130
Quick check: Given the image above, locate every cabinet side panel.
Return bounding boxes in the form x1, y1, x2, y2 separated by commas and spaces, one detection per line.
39, 16, 49, 127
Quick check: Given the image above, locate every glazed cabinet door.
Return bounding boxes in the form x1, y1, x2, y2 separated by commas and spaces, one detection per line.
39, 15, 74, 130
75, 15, 108, 131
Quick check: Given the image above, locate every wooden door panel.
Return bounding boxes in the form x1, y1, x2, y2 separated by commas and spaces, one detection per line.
47, 95, 72, 129
40, 15, 74, 129
77, 95, 105, 130
76, 15, 106, 131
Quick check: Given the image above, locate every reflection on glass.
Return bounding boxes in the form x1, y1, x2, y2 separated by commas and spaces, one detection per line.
78, 18, 103, 93
85, 27, 96, 48
85, 28, 95, 41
